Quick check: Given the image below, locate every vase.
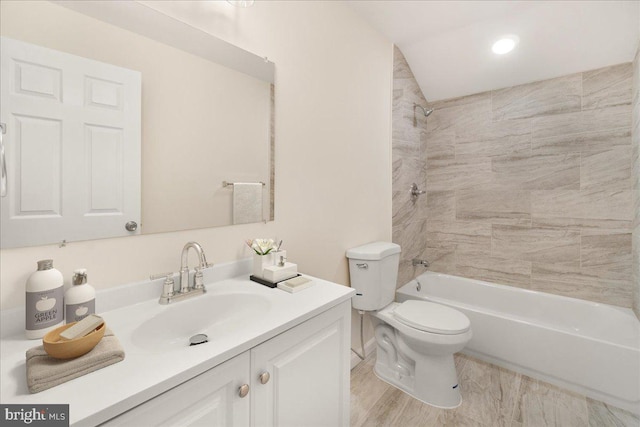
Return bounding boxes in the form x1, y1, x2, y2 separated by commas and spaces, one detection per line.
252, 253, 274, 279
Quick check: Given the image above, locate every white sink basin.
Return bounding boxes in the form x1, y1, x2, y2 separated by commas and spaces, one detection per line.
131, 290, 271, 351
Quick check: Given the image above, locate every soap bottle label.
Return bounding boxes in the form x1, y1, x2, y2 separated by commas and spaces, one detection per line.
25, 287, 64, 330
65, 300, 95, 323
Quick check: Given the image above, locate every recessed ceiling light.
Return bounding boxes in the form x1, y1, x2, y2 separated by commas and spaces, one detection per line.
492, 35, 519, 55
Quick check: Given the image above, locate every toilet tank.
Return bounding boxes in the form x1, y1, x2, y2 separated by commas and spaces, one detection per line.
346, 242, 401, 311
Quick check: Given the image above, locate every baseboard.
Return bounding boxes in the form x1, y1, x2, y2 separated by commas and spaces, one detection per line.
350, 337, 377, 370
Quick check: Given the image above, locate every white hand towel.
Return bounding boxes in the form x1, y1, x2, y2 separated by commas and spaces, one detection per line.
232, 183, 263, 225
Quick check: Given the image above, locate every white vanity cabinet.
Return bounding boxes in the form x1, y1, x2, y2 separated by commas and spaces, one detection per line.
250, 301, 350, 427
100, 301, 350, 427
100, 352, 251, 427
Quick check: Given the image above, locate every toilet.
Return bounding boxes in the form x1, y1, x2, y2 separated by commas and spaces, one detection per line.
346, 242, 472, 408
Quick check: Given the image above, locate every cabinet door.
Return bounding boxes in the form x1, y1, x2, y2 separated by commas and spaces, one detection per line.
101, 352, 250, 427
251, 301, 351, 427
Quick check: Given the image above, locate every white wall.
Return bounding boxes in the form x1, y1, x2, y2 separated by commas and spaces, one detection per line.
0, 0, 393, 312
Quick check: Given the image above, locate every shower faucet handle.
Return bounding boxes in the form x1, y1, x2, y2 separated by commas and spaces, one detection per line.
410, 183, 426, 198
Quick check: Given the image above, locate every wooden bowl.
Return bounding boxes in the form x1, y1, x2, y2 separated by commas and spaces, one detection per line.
43, 321, 106, 360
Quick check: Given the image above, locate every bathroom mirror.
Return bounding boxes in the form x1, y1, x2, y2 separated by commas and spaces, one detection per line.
0, 0, 274, 249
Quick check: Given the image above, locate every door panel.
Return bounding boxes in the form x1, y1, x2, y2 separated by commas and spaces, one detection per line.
0, 36, 141, 248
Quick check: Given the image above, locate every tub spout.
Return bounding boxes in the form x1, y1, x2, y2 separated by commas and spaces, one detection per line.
412, 259, 429, 268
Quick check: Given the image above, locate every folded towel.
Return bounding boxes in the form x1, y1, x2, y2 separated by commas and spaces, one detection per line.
25, 328, 125, 394
233, 182, 263, 225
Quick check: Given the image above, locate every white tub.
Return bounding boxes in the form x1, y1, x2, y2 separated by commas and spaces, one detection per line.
396, 271, 640, 414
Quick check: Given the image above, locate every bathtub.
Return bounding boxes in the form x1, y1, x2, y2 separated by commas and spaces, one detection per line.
396, 272, 640, 414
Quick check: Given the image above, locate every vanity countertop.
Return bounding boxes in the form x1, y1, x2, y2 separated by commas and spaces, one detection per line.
0, 269, 355, 426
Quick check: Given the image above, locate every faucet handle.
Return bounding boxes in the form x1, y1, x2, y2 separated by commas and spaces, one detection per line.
150, 272, 173, 281
150, 272, 175, 299
193, 267, 205, 290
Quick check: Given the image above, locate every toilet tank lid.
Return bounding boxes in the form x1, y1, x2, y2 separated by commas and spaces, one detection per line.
346, 242, 401, 260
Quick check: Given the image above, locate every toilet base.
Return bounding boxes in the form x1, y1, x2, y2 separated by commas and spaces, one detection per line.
373, 351, 462, 409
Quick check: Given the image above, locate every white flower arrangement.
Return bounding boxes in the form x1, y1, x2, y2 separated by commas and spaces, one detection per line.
246, 238, 276, 255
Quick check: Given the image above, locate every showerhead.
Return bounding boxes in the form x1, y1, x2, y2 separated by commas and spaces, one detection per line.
414, 103, 434, 117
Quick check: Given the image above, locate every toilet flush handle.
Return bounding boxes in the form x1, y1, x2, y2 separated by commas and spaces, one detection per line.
356, 263, 368, 269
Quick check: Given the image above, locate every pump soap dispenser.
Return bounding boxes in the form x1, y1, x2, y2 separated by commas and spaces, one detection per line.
64, 269, 96, 323
25, 260, 64, 339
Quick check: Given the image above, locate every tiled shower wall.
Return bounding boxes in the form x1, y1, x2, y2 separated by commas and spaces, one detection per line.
393, 47, 636, 308
392, 47, 428, 286
633, 42, 640, 319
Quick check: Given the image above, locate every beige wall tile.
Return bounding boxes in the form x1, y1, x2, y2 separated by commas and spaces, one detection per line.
456, 119, 531, 158
456, 253, 531, 287
531, 189, 633, 225
392, 156, 425, 192
426, 220, 492, 253
531, 128, 631, 155
392, 190, 425, 226
426, 157, 493, 190
531, 190, 583, 219
491, 153, 580, 190
392, 46, 413, 79
633, 224, 640, 317
581, 189, 633, 221
532, 217, 632, 232
421, 246, 456, 276
582, 63, 633, 110
427, 92, 491, 133
632, 45, 640, 319
393, 219, 427, 285
425, 130, 455, 160
581, 230, 632, 282
426, 191, 456, 221
580, 147, 632, 190
492, 225, 580, 263
492, 73, 582, 121
532, 104, 631, 140
530, 262, 632, 307
456, 190, 531, 225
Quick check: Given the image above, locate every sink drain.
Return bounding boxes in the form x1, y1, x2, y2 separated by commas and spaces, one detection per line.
189, 333, 208, 346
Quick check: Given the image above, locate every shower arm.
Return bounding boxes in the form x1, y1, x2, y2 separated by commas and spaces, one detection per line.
413, 103, 434, 117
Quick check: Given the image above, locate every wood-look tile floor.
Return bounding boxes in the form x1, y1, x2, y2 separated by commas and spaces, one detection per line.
351, 353, 639, 427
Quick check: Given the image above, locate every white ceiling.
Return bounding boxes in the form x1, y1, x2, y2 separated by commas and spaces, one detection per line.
348, 1, 640, 102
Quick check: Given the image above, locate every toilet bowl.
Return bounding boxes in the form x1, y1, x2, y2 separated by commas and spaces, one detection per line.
346, 242, 472, 408
372, 301, 472, 408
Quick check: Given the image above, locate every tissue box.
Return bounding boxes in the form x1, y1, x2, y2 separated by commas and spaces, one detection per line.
263, 262, 298, 283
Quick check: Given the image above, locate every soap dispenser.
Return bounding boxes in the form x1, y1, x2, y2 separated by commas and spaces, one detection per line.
25, 259, 64, 339
64, 269, 96, 323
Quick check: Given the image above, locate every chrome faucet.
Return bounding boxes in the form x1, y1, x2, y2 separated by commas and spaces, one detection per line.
180, 241, 210, 293
150, 242, 212, 304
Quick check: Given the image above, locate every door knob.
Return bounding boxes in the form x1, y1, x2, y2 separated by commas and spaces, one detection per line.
239, 384, 250, 398
259, 372, 270, 384
125, 221, 138, 231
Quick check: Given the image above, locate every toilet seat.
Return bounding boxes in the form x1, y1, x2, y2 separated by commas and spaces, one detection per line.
393, 300, 470, 335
